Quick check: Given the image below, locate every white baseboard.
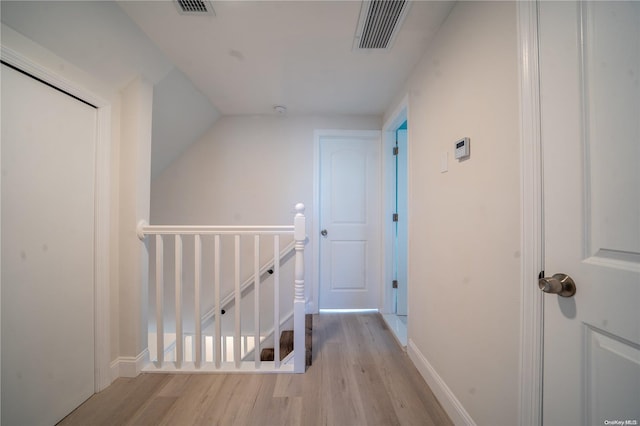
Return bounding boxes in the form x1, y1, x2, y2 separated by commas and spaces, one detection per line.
109, 359, 119, 382
407, 339, 476, 426
110, 349, 149, 379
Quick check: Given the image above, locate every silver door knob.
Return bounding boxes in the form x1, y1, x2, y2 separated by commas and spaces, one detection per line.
321, 229, 328, 237
538, 273, 576, 297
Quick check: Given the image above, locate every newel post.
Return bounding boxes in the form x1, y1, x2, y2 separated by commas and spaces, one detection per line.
293, 203, 306, 373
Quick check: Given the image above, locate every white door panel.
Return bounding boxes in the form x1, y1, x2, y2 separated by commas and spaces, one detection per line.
1, 64, 97, 426
539, 2, 640, 425
319, 134, 381, 309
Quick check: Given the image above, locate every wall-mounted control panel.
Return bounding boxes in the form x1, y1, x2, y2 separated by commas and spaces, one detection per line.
454, 137, 470, 160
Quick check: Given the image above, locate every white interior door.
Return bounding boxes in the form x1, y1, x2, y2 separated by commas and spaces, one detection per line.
1, 64, 97, 425
319, 132, 381, 309
539, 2, 640, 425
395, 128, 408, 316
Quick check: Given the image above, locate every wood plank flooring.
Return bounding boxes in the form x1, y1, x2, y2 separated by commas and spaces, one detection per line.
59, 313, 452, 426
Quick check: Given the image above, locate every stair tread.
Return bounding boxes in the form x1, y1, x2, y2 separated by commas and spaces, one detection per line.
260, 314, 312, 367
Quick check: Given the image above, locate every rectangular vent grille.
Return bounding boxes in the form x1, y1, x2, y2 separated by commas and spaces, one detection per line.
354, 0, 409, 51
175, 0, 214, 15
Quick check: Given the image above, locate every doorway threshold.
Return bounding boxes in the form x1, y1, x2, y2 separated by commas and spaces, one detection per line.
382, 314, 407, 348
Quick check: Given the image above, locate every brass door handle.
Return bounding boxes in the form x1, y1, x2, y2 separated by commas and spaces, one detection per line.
538, 273, 576, 297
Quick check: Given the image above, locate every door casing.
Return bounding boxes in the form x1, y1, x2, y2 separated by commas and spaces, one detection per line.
516, 2, 545, 425
382, 98, 409, 315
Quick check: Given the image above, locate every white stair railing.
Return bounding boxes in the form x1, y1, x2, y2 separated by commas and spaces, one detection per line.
137, 203, 306, 373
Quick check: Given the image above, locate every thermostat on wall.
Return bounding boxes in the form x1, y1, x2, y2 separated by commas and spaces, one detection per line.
454, 137, 470, 160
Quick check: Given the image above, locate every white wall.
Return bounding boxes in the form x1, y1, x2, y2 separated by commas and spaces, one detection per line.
151, 114, 381, 312
152, 115, 380, 224
385, 2, 521, 425
118, 77, 153, 373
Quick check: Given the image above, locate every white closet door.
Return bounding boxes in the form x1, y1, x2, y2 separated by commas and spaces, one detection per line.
1, 64, 97, 426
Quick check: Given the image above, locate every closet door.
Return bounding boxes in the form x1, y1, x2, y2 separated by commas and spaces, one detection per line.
1, 64, 97, 426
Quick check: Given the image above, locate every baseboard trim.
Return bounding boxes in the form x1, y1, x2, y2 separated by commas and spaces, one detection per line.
110, 349, 149, 379
407, 339, 476, 426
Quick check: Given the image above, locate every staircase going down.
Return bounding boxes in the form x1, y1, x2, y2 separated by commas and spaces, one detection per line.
140, 203, 308, 373
260, 314, 312, 368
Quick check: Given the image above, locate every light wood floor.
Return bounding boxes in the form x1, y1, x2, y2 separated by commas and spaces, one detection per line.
60, 313, 452, 426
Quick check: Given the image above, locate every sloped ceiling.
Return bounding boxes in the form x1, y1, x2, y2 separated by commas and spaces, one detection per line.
1, 0, 220, 178
1, 0, 173, 88
152, 68, 220, 177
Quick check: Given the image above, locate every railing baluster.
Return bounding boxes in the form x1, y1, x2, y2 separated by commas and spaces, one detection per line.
175, 234, 183, 369
222, 336, 226, 363
234, 235, 241, 368
194, 234, 202, 368
156, 235, 164, 367
254, 234, 261, 369
274, 234, 281, 369
214, 234, 221, 369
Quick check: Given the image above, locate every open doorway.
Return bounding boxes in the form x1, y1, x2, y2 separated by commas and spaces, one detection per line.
382, 99, 408, 346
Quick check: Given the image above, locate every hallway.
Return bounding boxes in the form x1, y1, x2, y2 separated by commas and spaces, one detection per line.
60, 313, 451, 425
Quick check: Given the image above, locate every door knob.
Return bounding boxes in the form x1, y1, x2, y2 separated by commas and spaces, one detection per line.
538, 273, 576, 297
321, 229, 328, 237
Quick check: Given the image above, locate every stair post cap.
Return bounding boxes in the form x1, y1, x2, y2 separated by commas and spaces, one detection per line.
295, 203, 305, 215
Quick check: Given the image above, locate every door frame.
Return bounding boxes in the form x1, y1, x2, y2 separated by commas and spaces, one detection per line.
312, 129, 383, 313
382, 97, 409, 315
1, 45, 113, 392
517, 1, 544, 425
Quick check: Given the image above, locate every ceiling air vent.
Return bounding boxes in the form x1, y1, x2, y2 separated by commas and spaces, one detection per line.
174, 0, 215, 16
353, 0, 410, 51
